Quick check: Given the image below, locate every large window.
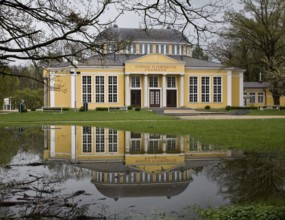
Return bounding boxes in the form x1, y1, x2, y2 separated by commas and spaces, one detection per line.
95, 127, 105, 152
131, 140, 141, 153
144, 44, 148, 54
82, 126, 92, 153
108, 129, 118, 152
178, 45, 182, 55
166, 45, 169, 54
149, 44, 153, 53
173, 45, 177, 55
189, 76, 198, 102
213, 77, 222, 102
258, 92, 264, 103
201, 77, 210, 102
167, 77, 176, 88
108, 76, 117, 103
166, 139, 176, 152
131, 76, 140, 88
149, 76, 158, 87
149, 140, 159, 153
82, 76, 91, 103
156, 44, 160, 53
186, 47, 191, 56
131, 43, 136, 54
130, 132, 141, 153
189, 137, 198, 151
95, 76, 104, 103
250, 92, 255, 103
140, 44, 144, 54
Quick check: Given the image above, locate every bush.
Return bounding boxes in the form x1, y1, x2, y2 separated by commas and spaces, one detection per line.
30, 107, 36, 111
231, 106, 258, 110
205, 105, 210, 110
96, 107, 108, 111
79, 106, 85, 112
135, 106, 141, 111
128, 105, 133, 110
62, 107, 70, 111
198, 205, 285, 220
225, 105, 231, 111
21, 108, 28, 113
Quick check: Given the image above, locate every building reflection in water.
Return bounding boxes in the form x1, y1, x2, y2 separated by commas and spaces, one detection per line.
43, 125, 242, 200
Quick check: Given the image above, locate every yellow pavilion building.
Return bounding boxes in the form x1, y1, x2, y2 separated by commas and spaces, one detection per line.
43, 26, 245, 109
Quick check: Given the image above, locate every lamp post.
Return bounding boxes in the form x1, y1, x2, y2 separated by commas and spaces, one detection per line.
70, 60, 80, 112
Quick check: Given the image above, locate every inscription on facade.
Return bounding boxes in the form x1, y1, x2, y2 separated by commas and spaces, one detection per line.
132, 156, 180, 164
135, 65, 177, 72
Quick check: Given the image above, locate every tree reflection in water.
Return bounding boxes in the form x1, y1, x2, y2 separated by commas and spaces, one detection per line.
0, 163, 109, 219
207, 152, 285, 204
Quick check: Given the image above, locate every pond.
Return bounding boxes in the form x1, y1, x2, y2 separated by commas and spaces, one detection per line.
0, 126, 284, 219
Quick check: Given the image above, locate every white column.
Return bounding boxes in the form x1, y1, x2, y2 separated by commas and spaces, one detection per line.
180, 74, 184, 107
180, 136, 184, 153
239, 72, 244, 107
125, 131, 130, 153
144, 74, 148, 107
50, 126, 55, 157
162, 135, 166, 153
162, 74, 167, 107
44, 77, 48, 106
227, 70, 232, 106
144, 133, 148, 153
125, 74, 130, 106
71, 125, 76, 160
50, 71, 55, 107
71, 69, 75, 109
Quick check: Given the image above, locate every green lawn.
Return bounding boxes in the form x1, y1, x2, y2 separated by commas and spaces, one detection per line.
247, 109, 285, 115
1, 110, 285, 153
0, 110, 174, 124
92, 119, 285, 152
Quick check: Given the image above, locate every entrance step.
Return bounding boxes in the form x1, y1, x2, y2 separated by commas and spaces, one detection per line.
150, 108, 227, 116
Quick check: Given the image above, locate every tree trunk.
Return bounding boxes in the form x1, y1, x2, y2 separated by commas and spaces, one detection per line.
272, 93, 280, 105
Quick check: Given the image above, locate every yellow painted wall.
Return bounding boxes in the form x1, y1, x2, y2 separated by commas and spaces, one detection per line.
54, 74, 71, 107
184, 69, 228, 108
54, 126, 72, 159
46, 126, 125, 161
232, 73, 240, 106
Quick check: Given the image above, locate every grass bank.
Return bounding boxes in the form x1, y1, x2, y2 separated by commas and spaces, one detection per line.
0, 110, 173, 124
1, 110, 285, 152
91, 119, 285, 152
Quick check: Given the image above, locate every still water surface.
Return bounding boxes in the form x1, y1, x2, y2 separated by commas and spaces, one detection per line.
0, 126, 284, 219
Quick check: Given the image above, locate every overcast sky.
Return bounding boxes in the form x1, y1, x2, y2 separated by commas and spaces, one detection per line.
98, 0, 243, 46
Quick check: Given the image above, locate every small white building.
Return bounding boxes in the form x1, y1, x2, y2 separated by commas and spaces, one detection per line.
3, 97, 12, 110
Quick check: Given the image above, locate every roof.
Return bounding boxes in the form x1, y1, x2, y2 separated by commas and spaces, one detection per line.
92, 181, 191, 199
244, 82, 270, 88
96, 27, 190, 44
48, 54, 232, 70
78, 54, 223, 68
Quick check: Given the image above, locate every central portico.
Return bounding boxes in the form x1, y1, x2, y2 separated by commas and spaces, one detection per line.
125, 54, 185, 108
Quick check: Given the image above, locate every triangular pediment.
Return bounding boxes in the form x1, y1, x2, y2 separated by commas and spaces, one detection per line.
125, 53, 185, 65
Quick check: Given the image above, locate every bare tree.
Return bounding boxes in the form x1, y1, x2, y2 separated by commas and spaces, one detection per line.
0, 0, 225, 82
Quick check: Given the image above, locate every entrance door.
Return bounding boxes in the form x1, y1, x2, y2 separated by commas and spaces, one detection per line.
149, 90, 160, 107
131, 90, 141, 107
167, 90, 177, 107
